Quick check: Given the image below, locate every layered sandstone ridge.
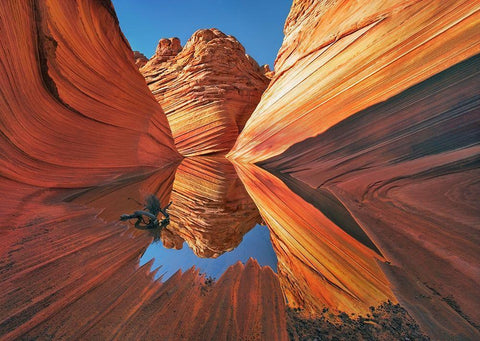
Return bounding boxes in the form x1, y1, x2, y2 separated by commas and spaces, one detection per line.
229, 0, 480, 339
234, 163, 396, 317
141, 28, 270, 156
0, 0, 179, 188
230, 0, 480, 162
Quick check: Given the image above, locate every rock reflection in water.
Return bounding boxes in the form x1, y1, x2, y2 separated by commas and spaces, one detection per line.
167, 156, 263, 258
71, 156, 265, 263
141, 224, 277, 280
233, 162, 396, 317
71, 155, 400, 317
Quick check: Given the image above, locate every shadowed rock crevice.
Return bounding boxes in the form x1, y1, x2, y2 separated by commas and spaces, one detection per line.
265, 169, 383, 256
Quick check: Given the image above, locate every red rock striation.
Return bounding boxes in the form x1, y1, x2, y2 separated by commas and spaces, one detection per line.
230, 0, 480, 163
141, 28, 270, 156
234, 162, 396, 317
68, 156, 262, 258
0, 1, 287, 340
0, 0, 179, 188
230, 0, 480, 339
261, 57, 480, 339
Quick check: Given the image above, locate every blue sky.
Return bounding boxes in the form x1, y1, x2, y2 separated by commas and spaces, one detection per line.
112, 0, 292, 68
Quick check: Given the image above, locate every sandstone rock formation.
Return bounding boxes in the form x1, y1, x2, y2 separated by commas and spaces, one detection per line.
2, 0, 479, 339
234, 162, 396, 316
230, 0, 480, 339
0, 1, 286, 340
133, 51, 148, 68
261, 64, 275, 79
69, 156, 262, 258
141, 29, 270, 156
154, 37, 182, 63
0, 0, 180, 188
230, 0, 480, 163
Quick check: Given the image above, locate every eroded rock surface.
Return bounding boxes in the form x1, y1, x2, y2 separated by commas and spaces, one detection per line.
133, 51, 148, 68
0, 179, 287, 340
141, 28, 270, 156
0, 0, 180, 188
230, 0, 480, 339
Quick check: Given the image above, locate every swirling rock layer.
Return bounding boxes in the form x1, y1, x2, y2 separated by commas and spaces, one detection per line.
234, 162, 396, 316
0, 1, 286, 340
230, 0, 480, 162
141, 28, 270, 156
69, 156, 262, 258
230, 0, 480, 339
0, 0, 179, 188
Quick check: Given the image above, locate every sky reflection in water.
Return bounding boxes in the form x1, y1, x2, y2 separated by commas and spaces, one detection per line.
140, 224, 278, 280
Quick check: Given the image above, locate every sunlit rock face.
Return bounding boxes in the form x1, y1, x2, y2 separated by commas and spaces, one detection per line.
230, 0, 479, 162
234, 163, 396, 317
0, 0, 179, 188
230, 0, 480, 339
166, 157, 262, 257
141, 28, 270, 156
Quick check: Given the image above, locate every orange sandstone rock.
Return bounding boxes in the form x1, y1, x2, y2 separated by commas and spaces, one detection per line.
154, 37, 182, 62
141, 28, 270, 156
69, 156, 262, 258
0, 179, 287, 340
234, 162, 396, 316
133, 51, 148, 68
0, 0, 179, 188
229, 0, 480, 162
229, 0, 480, 339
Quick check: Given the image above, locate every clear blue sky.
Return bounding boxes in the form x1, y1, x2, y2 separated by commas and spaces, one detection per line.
111, 0, 292, 68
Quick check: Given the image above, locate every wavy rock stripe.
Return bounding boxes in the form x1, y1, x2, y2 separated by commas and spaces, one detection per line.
261, 55, 480, 340
0, 178, 287, 341
141, 29, 270, 156
0, 0, 179, 188
233, 162, 396, 316
229, 0, 480, 162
